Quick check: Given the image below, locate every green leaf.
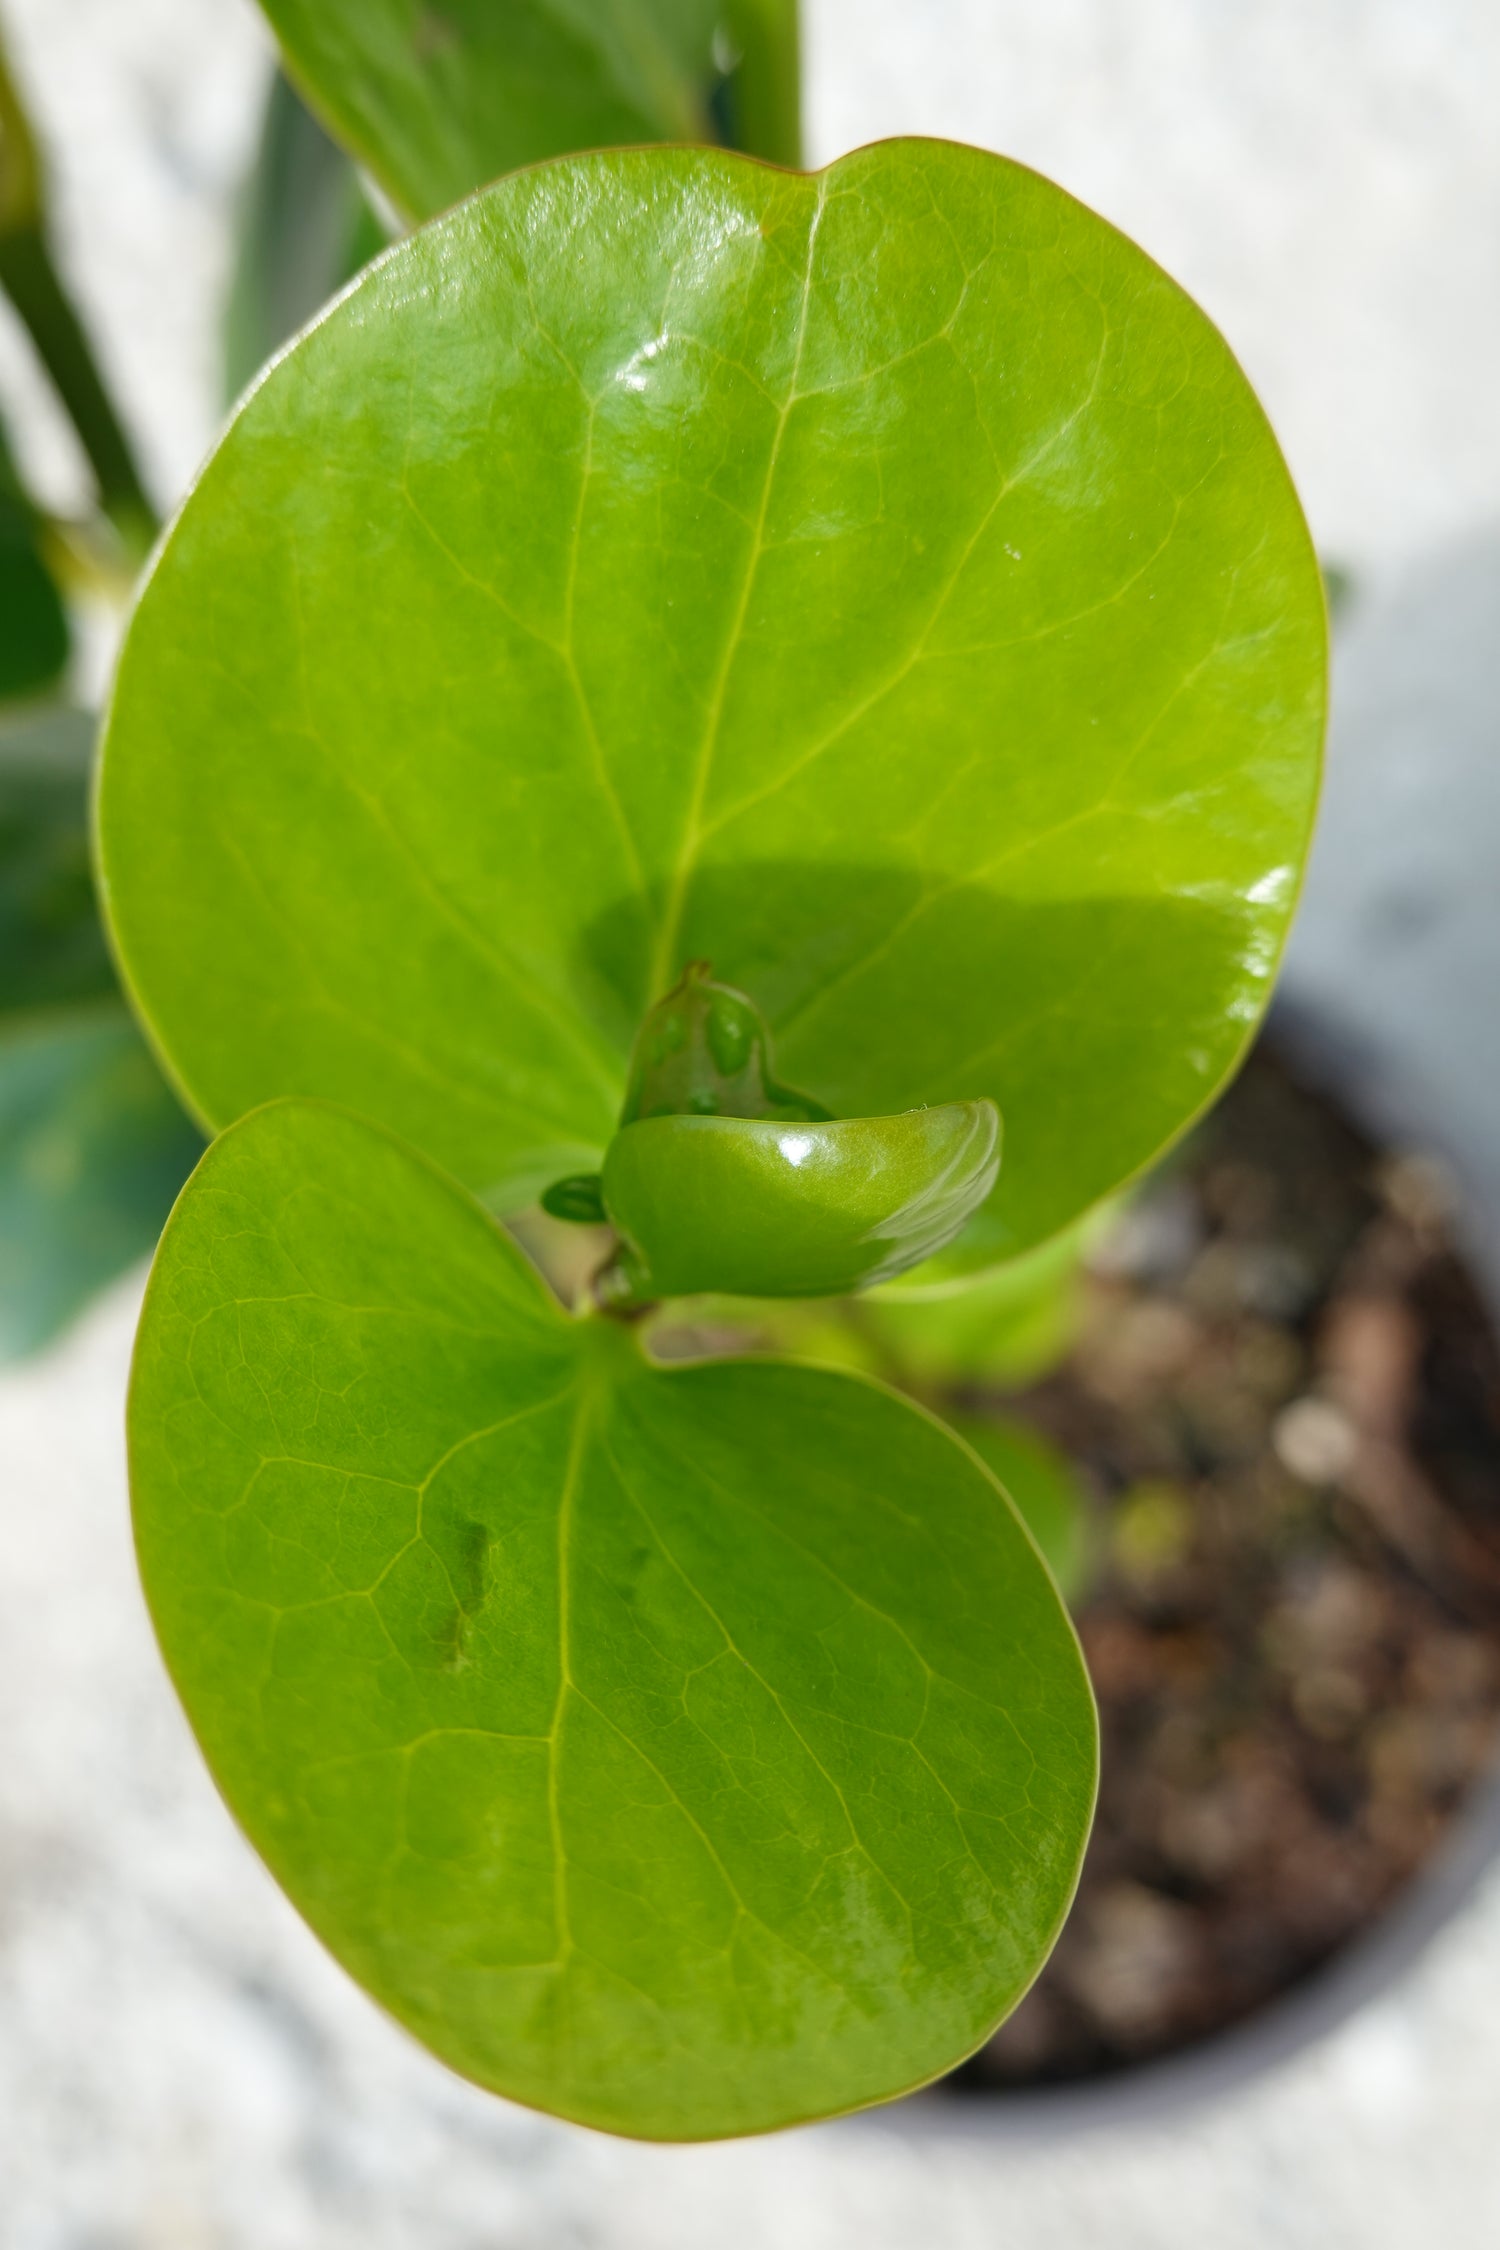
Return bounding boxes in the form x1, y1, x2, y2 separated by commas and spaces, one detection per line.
130, 1096, 1096, 2138
0, 706, 202, 1358
947, 1413, 1093, 1604
711, 0, 800, 169
862, 1215, 1094, 1387
601, 1099, 1000, 1300
588, 960, 1001, 1302
98, 141, 1324, 1266
224, 69, 390, 403
259, 0, 800, 225
0, 418, 68, 705
0, 1005, 203, 1357
0, 706, 112, 1011
539, 1168, 607, 1224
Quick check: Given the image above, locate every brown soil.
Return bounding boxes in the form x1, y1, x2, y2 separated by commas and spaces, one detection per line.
952, 1038, 1500, 2090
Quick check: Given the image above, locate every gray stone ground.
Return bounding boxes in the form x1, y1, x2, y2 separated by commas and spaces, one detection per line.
4, 1, 1500, 2242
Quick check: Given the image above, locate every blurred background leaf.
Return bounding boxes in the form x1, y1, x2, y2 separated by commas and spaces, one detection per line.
947, 1411, 1094, 1604
224, 70, 389, 402
255, 0, 801, 225
0, 709, 200, 1360
0, 32, 156, 552
0, 415, 67, 705
0, 708, 109, 1007
0, 1004, 202, 1360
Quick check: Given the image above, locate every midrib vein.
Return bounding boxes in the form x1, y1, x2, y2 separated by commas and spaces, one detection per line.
546, 1386, 591, 2042
647, 176, 830, 999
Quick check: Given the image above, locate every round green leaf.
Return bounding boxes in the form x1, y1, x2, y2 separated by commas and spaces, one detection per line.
98, 141, 1324, 1264
129, 1097, 1096, 2139
601, 1099, 999, 1300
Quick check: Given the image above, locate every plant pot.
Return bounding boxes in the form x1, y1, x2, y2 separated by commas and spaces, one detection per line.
871, 990, 1500, 2137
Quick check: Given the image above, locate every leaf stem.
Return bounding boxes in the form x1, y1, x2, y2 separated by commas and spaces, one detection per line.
0, 37, 158, 552
589, 1251, 655, 1322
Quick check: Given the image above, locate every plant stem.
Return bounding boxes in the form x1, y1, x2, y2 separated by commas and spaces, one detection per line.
590, 1248, 654, 1320
721, 0, 802, 169
0, 37, 158, 552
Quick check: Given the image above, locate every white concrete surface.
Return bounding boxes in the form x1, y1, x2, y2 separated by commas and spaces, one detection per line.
5, 1, 1500, 2242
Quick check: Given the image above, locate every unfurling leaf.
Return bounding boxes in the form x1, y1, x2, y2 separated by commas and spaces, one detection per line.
619, 959, 827, 1126
601, 1098, 1000, 1301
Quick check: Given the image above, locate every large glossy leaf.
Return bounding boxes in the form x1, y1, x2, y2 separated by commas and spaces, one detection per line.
259, 0, 801, 224
98, 141, 1324, 1267
130, 1096, 1096, 2138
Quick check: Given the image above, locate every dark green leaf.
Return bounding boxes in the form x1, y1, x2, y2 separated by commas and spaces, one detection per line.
0, 1005, 203, 1357
225, 69, 389, 402
130, 1096, 1096, 2137
98, 142, 1324, 1266
0, 705, 202, 1359
539, 1169, 607, 1224
259, 0, 800, 224
0, 418, 68, 705
0, 706, 111, 1011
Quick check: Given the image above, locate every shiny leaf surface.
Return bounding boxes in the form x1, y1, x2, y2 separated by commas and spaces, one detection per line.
130, 1097, 1096, 2137
99, 141, 1324, 1264
601, 1099, 1000, 1300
